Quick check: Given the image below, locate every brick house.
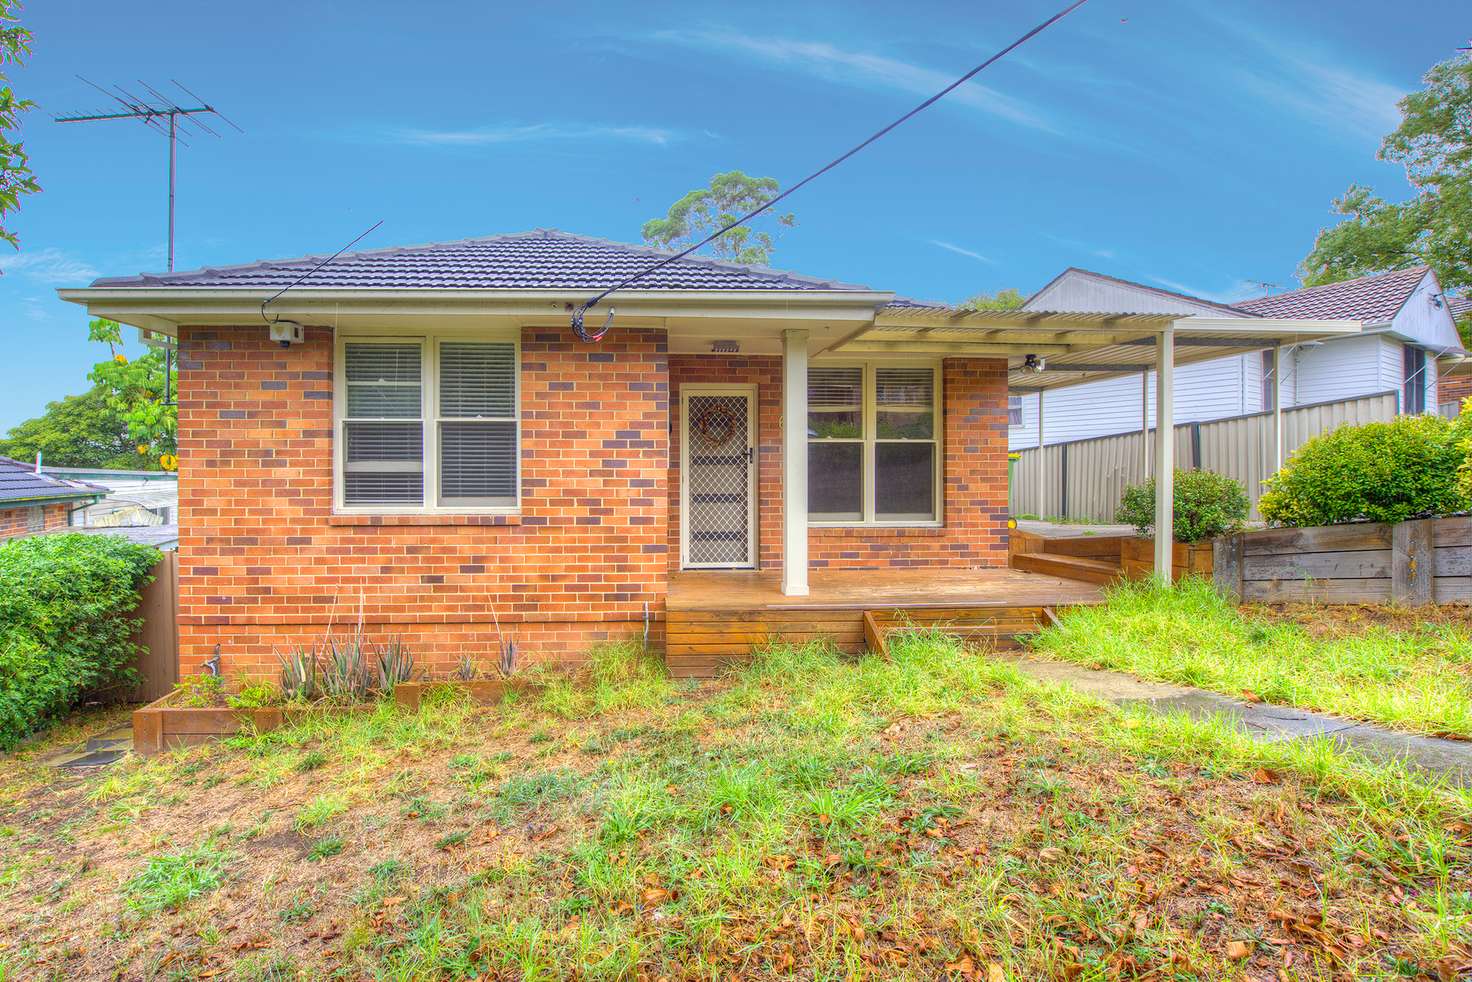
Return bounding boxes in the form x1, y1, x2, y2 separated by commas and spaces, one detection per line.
0, 457, 103, 541
59, 231, 1356, 677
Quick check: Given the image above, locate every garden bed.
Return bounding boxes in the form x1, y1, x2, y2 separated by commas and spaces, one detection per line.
131, 694, 362, 756
133, 678, 544, 755
392, 677, 542, 711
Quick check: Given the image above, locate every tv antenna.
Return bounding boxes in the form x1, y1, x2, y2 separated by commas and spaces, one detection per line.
55, 77, 243, 272
1251, 280, 1280, 296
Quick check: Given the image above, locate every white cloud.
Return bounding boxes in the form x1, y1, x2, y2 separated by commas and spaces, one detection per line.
929, 239, 994, 264
391, 122, 683, 147
648, 30, 1057, 134
0, 247, 99, 285
1191, 5, 1403, 142
1150, 276, 1259, 306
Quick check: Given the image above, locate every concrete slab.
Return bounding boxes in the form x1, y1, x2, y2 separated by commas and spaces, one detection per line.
1000, 654, 1472, 786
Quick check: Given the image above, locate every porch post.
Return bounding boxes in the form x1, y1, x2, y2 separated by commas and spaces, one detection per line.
1139, 368, 1149, 482
1036, 390, 1046, 516
782, 329, 809, 596
1272, 343, 1285, 474
1153, 325, 1175, 578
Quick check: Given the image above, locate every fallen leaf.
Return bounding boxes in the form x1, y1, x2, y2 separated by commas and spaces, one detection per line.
1226, 940, 1252, 960
1242, 689, 1264, 703
988, 962, 1006, 982
1253, 768, 1279, 784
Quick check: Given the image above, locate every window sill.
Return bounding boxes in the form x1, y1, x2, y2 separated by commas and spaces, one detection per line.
329, 513, 523, 527
810, 523, 946, 537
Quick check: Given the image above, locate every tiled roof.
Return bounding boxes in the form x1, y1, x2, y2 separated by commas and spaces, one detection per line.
1449, 295, 1472, 320
0, 457, 104, 505
88, 229, 876, 293
1235, 267, 1430, 324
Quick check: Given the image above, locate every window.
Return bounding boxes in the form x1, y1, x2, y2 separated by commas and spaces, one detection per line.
1404, 346, 1427, 415
1260, 349, 1276, 412
1007, 395, 1023, 426
807, 363, 940, 524
338, 336, 519, 511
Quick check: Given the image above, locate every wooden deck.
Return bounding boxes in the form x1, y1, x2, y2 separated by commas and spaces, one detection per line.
666, 567, 1105, 678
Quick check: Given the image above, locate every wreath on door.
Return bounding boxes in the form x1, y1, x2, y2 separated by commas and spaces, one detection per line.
695, 405, 740, 447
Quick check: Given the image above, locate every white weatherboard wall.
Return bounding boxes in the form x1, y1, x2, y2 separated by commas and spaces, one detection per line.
1010, 352, 1260, 451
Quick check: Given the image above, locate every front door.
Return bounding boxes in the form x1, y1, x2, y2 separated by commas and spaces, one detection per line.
681, 387, 756, 568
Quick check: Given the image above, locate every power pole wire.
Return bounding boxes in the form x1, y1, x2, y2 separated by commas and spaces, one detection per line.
571, 0, 1091, 341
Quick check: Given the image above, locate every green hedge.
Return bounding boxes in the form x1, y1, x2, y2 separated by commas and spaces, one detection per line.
1115, 469, 1250, 543
0, 534, 160, 749
1260, 413, 1471, 527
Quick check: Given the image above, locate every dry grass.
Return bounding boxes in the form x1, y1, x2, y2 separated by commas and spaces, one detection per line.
0, 639, 1469, 980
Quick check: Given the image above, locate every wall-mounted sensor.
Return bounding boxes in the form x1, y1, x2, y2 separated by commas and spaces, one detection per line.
269, 321, 305, 347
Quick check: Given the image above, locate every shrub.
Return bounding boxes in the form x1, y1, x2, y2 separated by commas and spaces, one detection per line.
0, 534, 159, 749
1260, 413, 1471, 527
1115, 469, 1249, 542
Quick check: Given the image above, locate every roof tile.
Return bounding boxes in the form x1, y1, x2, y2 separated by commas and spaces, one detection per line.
1236, 267, 1429, 323
0, 457, 104, 505
88, 229, 876, 293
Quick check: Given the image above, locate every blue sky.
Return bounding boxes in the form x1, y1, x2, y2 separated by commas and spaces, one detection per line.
0, 0, 1463, 429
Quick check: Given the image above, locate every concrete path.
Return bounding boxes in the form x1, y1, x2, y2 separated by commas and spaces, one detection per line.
1000, 654, 1472, 786
36, 726, 133, 769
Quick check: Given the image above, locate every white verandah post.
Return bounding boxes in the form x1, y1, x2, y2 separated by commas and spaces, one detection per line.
1139, 368, 1149, 483
1153, 325, 1176, 578
782, 329, 809, 597
1272, 343, 1285, 475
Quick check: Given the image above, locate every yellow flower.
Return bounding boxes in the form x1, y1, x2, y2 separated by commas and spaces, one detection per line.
114, 353, 128, 364
136, 444, 149, 455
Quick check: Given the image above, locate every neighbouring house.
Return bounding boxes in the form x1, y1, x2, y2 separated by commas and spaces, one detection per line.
58, 230, 1356, 677
1008, 266, 1466, 450
0, 457, 104, 541
43, 466, 178, 528
1438, 295, 1472, 415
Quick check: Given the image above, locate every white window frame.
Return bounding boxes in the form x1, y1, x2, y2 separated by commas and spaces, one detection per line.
333, 329, 522, 515
808, 359, 943, 528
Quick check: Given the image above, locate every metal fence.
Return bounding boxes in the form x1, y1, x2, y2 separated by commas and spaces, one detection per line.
1009, 391, 1400, 522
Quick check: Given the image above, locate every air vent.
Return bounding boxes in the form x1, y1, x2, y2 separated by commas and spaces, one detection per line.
711, 340, 740, 354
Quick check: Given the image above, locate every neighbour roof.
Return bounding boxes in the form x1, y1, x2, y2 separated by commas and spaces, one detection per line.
0, 457, 104, 505
1026, 267, 1257, 317
1449, 295, 1472, 320
60, 524, 179, 550
1236, 267, 1430, 324
87, 229, 876, 294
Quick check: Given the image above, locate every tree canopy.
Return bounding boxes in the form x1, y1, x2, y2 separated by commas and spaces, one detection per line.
0, 319, 176, 469
0, 0, 38, 249
960, 288, 1026, 312
1299, 50, 1472, 342
642, 170, 796, 266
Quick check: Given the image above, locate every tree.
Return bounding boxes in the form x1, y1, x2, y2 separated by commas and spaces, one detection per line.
1299, 51, 1472, 307
0, 1, 38, 249
642, 171, 795, 265
960, 288, 1026, 312
0, 319, 176, 469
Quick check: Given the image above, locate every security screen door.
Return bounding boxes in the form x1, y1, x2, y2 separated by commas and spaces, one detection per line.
682, 389, 755, 568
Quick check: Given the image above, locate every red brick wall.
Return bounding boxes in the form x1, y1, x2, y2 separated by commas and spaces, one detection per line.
1439, 373, 1472, 412
175, 325, 669, 677
0, 502, 71, 541
669, 354, 1010, 572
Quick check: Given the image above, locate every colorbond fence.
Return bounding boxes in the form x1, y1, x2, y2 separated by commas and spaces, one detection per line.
1009, 391, 1400, 522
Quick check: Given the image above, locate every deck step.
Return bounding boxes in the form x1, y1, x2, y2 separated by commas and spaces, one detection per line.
862, 605, 1051, 656
1011, 552, 1122, 585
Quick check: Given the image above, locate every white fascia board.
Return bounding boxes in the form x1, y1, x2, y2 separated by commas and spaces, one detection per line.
1172, 316, 1363, 339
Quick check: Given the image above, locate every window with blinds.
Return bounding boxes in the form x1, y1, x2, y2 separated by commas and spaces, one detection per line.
438, 341, 517, 507
343, 342, 424, 507
338, 337, 519, 511
807, 363, 940, 524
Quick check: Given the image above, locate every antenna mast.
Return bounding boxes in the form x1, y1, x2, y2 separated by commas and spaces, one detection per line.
55, 77, 242, 272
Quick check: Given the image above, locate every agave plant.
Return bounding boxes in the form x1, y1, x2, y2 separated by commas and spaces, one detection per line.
454, 653, 479, 681
375, 637, 416, 692
496, 639, 518, 679
278, 644, 320, 702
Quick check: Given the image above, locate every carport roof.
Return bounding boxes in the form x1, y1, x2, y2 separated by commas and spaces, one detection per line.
831, 308, 1363, 391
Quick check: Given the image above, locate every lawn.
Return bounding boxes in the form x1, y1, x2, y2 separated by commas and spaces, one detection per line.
1029, 577, 1472, 740
1, 638, 1470, 980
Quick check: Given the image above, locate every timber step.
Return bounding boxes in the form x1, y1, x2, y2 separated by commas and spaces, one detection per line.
666, 603, 1059, 678
1010, 552, 1122, 585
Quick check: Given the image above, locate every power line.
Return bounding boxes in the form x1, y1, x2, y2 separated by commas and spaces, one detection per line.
260, 220, 385, 326
570, 0, 1091, 341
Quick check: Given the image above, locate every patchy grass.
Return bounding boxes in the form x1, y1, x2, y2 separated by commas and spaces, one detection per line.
123, 839, 231, 914
1030, 577, 1472, 739
0, 639, 1468, 979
